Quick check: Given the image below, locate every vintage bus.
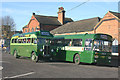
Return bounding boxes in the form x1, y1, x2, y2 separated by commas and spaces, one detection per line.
10, 31, 53, 62
50, 33, 112, 65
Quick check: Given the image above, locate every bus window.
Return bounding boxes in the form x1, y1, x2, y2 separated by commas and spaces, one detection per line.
27, 38, 31, 43
23, 38, 26, 43
64, 39, 71, 46
45, 39, 50, 44
18, 39, 22, 43
51, 39, 64, 46
34, 38, 37, 44
37, 38, 45, 44
85, 39, 93, 51
72, 39, 82, 46
14, 39, 18, 43
85, 39, 92, 47
12, 39, 14, 43
50, 39, 55, 45
93, 40, 112, 52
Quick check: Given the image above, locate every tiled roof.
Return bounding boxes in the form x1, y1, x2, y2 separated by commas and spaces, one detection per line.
109, 11, 120, 19
34, 15, 73, 25
51, 17, 101, 34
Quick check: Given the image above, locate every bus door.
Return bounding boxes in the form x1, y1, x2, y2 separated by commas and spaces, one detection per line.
43, 39, 51, 56
82, 39, 93, 63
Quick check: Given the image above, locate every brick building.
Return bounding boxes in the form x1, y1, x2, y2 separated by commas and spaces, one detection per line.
51, 11, 120, 55
23, 7, 73, 33
94, 11, 120, 55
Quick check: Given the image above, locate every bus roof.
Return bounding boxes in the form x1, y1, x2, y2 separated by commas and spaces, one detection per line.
12, 31, 53, 38
54, 33, 112, 41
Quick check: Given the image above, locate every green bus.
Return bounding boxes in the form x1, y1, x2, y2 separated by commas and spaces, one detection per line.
10, 31, 53, 62
50, 33, 112, 65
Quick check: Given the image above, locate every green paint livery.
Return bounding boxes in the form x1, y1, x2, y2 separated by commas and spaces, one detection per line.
10, 31, 53, 62
51, 33, 112, 65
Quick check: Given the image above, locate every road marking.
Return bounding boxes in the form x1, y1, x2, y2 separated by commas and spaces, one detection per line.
0, 66, 3, 70
4, 72, 35, 78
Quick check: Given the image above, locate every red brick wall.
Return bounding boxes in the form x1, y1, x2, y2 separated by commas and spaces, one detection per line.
95, 12, 119, 40
23, 15, 40, 33
28, 16, 40, 32
118, 20, 120, 55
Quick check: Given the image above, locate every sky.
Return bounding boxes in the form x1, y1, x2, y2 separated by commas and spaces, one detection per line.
1, 2, 119, 31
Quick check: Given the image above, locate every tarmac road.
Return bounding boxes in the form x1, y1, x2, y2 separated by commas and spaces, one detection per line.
1, 50, 118, 79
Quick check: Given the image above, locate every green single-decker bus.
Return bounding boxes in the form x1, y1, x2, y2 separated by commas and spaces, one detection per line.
10, 31, 53, 62
50, 33, 112, 65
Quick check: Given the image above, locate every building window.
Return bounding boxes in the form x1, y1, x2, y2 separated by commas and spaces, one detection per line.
32, 28, 34, 32
28, 29, 30, 32
25, 29, 27, 33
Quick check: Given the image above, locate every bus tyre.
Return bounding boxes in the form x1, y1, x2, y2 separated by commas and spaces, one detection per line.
74, 54, 80, 65
31, 52, 38, 62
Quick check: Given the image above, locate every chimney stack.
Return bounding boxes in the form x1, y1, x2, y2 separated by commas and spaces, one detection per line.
57, 7, 65, 25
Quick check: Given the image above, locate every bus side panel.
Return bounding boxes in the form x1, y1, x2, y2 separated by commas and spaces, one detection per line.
56, 49, 80, 62
18, 45, 37, 57
10, 44, 37, 57
65, 51, 79, 62
80, 51, 94, 63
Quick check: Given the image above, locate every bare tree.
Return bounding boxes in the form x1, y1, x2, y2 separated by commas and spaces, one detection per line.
2, 16, 16, 31
1, 16, 16, 39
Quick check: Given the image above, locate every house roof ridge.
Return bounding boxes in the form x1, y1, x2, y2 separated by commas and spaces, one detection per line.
109, 11, 120, 14
75, 17, 101, 22
34, 14, 72, 19
108, 11, 120, 19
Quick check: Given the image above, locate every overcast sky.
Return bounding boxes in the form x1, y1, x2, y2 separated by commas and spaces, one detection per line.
1, 2, 119, 31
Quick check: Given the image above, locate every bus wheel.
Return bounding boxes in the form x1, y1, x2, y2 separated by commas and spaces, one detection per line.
14, 50, 19, 58
31, 52, 38, 62
74, 54, 80, 65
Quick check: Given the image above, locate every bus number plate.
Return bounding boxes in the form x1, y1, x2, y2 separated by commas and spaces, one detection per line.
101, 56, 105, 58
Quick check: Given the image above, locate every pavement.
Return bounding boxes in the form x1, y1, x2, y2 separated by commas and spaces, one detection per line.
0, 49, 119, 79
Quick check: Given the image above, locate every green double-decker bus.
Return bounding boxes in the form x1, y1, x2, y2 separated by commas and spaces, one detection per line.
50, 33, 112, 65
10, 31, 53, 62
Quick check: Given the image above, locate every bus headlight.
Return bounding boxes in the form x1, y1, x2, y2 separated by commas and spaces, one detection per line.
40, 49, 43, 52
95, 60, 97, 62
95, 55, 99, 58
108, 56, 111, 59
51, 49, 54, 52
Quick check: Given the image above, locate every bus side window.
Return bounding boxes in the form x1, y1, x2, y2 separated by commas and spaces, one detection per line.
23, 38, 26, 43
18, 39, 22, 43
14, 39, 18, 43
51, 40, 54, 45
34, 38, 37, 44
65, 39, 71, 46
85, 39, 93, 51
72, 39, 82, 46
12, 39, 14, 43
85, 39, 92, 47
27, 38, 31, 43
